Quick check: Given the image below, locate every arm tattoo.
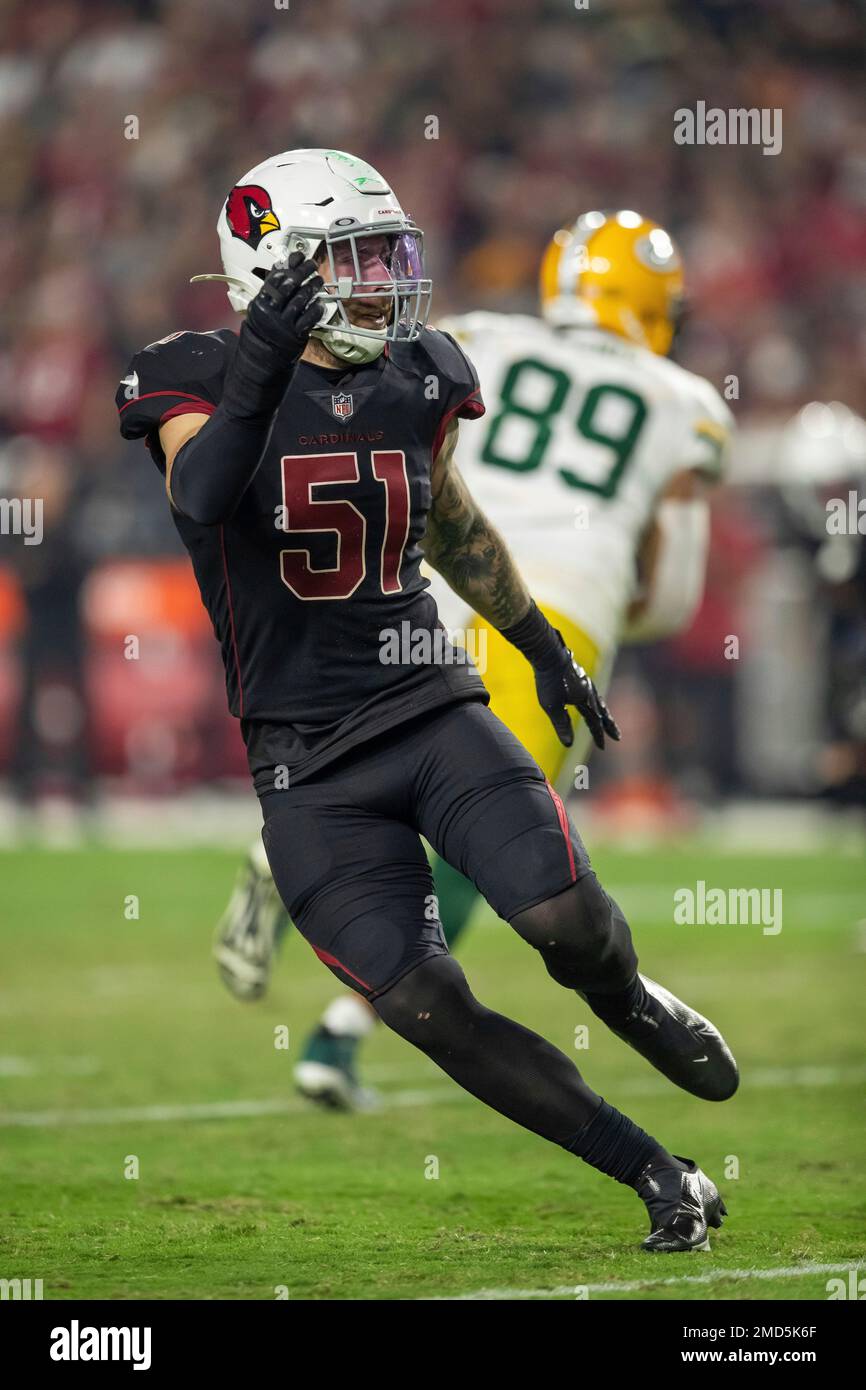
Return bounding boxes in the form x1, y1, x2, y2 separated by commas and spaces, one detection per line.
422, 424, 531, 630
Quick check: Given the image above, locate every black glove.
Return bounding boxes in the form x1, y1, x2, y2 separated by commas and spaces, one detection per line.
222, 252, 324, 420
500, 600, 621, 751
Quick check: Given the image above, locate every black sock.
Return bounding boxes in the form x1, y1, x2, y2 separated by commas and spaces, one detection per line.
565, 1099, 681, 1187
374, 956, 605, 1144
583, 973, 646, 1027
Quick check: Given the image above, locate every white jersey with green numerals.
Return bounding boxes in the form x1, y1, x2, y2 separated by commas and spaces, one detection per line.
430, 311, 734, 650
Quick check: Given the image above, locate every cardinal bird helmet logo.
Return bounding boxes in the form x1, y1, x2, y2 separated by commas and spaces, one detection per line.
225, 184, 281, 249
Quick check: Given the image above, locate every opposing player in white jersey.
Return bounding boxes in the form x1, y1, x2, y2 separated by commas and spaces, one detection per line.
431, 209, 732, 776
215, 210, 734, 1109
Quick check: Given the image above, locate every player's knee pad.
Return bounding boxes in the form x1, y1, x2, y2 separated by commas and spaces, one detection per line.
372, 954, 483, 1055
510, 873, 637, 993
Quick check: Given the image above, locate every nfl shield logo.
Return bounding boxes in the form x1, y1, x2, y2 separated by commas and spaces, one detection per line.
332, 392, 354, 420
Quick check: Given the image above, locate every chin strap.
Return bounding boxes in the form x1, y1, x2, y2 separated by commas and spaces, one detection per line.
310, 297, 386, 363
313, 324, 387, 364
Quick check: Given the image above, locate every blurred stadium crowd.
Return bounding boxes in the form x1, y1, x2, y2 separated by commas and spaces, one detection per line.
0, 0, 864, 814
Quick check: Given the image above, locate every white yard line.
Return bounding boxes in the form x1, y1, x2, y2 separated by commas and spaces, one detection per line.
438, 1260, 866, 1300
0, 1085, 461, 1128
0, 1055, 101, 1077
614, 1061, 866, 1097
1, 1061, 864, 1129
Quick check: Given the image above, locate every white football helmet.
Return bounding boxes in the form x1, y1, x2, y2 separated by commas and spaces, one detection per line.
191, 148, 432, 364
778, 401, 866, 580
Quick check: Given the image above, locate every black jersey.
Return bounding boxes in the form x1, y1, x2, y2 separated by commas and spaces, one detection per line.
116, 326, 489, 788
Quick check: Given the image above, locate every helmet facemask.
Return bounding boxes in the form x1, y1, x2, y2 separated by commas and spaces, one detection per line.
301, 218, 431, 364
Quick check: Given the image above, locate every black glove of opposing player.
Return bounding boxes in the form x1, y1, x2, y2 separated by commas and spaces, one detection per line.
222, 252, 324, 420
501, 600, 621, 751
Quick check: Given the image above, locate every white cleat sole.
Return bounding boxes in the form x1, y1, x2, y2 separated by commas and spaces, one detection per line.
294, 1062, 380, 1112
213, 946, 268, 1000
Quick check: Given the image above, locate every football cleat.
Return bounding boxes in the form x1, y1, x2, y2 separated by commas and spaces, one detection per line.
586, 974, 739, 1101
213, 842, 290, 1001
637, 1157, 727, 1252
294, 1027, 380, 1112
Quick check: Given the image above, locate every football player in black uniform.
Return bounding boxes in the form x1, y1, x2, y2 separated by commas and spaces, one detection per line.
116, 150, 736, 1251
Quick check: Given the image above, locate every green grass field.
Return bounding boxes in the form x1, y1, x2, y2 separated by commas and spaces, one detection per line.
1, 843, 864, 1301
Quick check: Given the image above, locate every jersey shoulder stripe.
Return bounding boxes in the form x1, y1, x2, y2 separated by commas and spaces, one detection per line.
115, 329, 235, 442
675, 366, 734, 479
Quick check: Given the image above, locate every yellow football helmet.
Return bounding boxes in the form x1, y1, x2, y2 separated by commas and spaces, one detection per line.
539, 209, 684, 357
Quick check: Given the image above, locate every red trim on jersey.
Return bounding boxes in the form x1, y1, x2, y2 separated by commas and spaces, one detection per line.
220, 524, 245, 718
431, 388, 484, 462
312, 945, 372, 992
159, 401, 216, 424
545, 779, 577, 882
118, 390, 215, 415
